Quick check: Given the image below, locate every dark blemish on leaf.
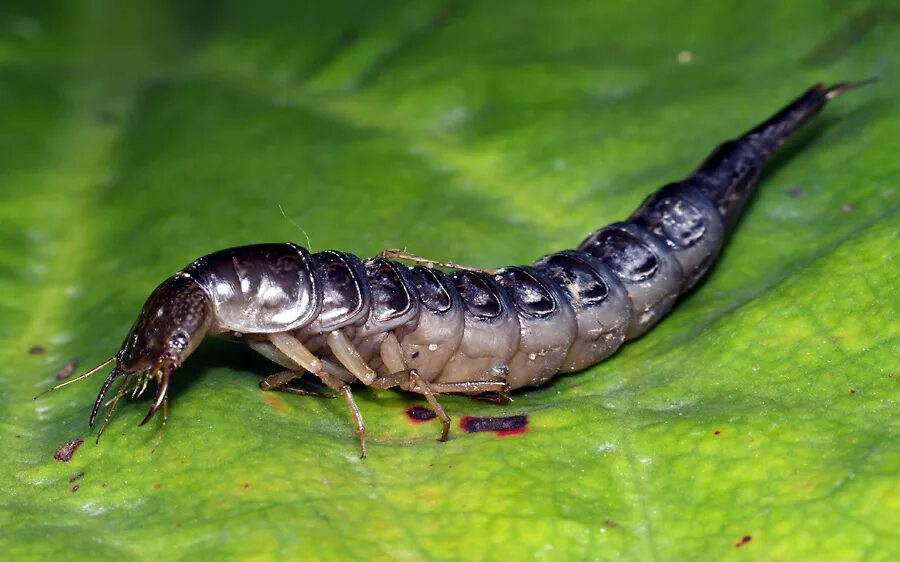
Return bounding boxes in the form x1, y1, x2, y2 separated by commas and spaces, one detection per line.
849, 388, 856, 395
68, 471, 85, 483
714, 430, 721, 436
101, 482, 108, 489
406, 405, 437, 423
459, 415, 528, 436
152, 483, 161, 490
604, 519, 618, 528
28, 345, 45, 355
841, 202, 855, 213
71, 484, 80, 493
785, 186, 804, 198
176, 522, 182, 528
53, 439, 84, 463
57, 359, 78, 380
243, 483, 251, 490
735, 535, 752, 548
411, 351, 420, 359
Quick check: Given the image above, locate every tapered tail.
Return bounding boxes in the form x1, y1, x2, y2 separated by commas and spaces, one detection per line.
689, 79, 875, 231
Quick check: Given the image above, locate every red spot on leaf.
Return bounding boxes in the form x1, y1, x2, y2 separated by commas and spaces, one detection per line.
406, 405, 437, 423
459, 415, 528, 436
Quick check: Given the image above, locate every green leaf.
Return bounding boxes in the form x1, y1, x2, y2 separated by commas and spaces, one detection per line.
1, 1, 897, 560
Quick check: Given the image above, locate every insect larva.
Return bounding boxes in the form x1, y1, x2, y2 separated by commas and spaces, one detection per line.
39, 81, 871, 457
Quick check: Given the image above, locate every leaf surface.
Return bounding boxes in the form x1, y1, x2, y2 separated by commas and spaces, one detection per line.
1, 1, 897, 560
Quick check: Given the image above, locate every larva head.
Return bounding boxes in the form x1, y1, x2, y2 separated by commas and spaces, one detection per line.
93, 273, 214, 427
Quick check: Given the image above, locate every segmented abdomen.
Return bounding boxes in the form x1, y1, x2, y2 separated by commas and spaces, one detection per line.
185, 84, 846, 391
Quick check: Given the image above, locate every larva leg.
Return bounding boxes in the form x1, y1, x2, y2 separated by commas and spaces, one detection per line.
325, 330, 377, 385
378, 248, 496, 274
268, 333, 330, 377
366, 367, 450, 441
379, 333, 407, 375
428, 381, 509, 394
269, 332, 367, 457
472, 392, 511, 405
250, 338, 350, 392
320, 372, 367, 459
260, 370, 337, 398
409, 371, 450, 441
259, 370, 301, 391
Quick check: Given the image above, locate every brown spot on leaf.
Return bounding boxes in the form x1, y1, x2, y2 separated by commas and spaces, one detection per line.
262, 394, 286, 411
71, 484, 80, 493
152, 483, 161, 490
68, 471, 85, 483
28, 345, 46, 355
604, 519, 618, 528
406, 405, 437, 423
714, 430, 721, 436
243, 483, 251, 490
735, 535, 752, 548
53, 439, 83, 463
57, 359, 78, 380
849, 388, 857, 395
101, 482, 108, 489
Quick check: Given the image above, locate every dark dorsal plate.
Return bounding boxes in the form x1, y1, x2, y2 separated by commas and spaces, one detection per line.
364, 258, 415, 323
580, 227, 659, 283
631, 183, 707, 249
533, 251, 609, 307
311, 250, 368, 329
411, 266, 454, 313
495, 266, 557, 318
451, 270, 503, 320
184, 242, 320, 332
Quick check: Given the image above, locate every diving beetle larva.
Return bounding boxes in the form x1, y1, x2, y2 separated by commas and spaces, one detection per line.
40, 80, 872, 457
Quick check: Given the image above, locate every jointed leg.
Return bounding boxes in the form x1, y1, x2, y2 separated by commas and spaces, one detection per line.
326, 330, 377, 385
426, 380, 509, 395
260, 370, 337, 398
319, 371, 367, 459
268, 332, 367, 458
409, 371, 450, 441
378, 248, 495, 274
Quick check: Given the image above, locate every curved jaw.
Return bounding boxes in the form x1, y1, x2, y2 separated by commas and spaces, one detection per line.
84, 272, 212, 438
89, 357, 178, 436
